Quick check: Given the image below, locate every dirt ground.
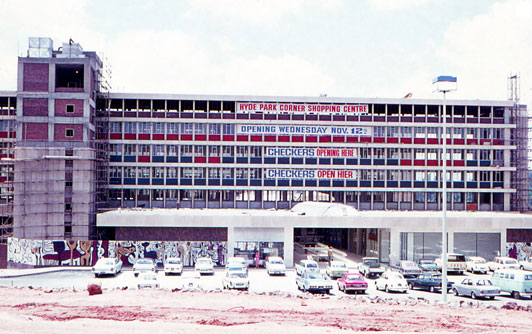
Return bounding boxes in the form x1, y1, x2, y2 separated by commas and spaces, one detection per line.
0, 287, 531, 333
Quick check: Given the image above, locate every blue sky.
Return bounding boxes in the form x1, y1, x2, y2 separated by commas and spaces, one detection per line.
0, 0, 530, 106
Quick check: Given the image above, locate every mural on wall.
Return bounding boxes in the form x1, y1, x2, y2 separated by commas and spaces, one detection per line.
506, 242, 532, 261
8, 238, 227, 267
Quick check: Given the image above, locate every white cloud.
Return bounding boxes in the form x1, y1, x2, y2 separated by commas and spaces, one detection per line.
367, 0, 434, 11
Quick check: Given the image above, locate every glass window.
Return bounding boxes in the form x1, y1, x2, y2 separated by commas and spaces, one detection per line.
181, 145, 193, 156
236, 146, 248, 157
222, 146, 234, 156
208, 168, 220, 178
374, 148, 385, 159
152, 145, 164, 156
167, 167, 178, 178
181, 167, 193, 178
124, 167, 136, 177
181, 123, 194, 135
374, 126, 385, 137
194, 168, 206, 178
167, 123, 179, 134
194, 123, 207, 135
110, 144, 122, 155
167, 145, 178, 156
209, 146, 220, 156
110, 122, 122, 133
400, 148, 411, 159
139, 122, 151, 134
400, 127, 412, 137
414, 127, 425, 138
236, 168, 248, 179
152, 167, 164, 178
139, 144, 150, 155
138, 167, 150, 178
195, 145, 206, 156
222, 124, 234, 135
209, 124, 221, 135
222, 168, 233, 179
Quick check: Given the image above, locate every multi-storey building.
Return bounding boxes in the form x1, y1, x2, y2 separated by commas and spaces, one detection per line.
1, 38, 531, 266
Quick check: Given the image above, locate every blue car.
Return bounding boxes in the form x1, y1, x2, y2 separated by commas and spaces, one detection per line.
418, 259, 438, 272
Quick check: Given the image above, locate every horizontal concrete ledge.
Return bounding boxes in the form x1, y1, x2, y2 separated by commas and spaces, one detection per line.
0, 266, 91, 278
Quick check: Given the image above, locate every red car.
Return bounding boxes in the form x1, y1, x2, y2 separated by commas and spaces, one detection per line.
337, 273, 368, 294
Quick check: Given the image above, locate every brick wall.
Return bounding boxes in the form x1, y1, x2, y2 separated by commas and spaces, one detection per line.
23, 63, 49, 92
53, 124, 83, 141
116, 227, 228, 241
54, 99, 84, 117
23, 98, 48, 116
22, 122, 48, 140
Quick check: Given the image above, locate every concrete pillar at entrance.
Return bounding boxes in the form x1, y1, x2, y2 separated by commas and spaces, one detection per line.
284, 226, 294, 268
227, 226, 235, 258
500, 229, 507, 257
389, 228, 401, 265
448, 232, 454, 254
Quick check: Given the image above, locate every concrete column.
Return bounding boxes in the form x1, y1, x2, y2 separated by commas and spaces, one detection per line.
284, 226, 294, 268
389, 228, 401, 265
500, 230, 507, 257
448, 231, 454, 253
227, 226, 235, 258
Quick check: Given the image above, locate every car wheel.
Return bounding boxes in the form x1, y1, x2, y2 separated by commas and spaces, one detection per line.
134, 272, 138, 277
471, 292, 477, 299
303, 286, 307, 293
453, 288, 459, 296
385, 285, 390, 293
512, 291, 521, 299
408, 283, 414, 290
429, 286, 435, 293
520, 266, 524, 270
489, 296, 495, 300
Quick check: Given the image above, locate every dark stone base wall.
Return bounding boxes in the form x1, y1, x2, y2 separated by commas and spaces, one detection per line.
115, 227, 227, 241
0, 244, 6, 268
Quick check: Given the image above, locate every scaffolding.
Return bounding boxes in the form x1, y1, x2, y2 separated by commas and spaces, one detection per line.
508, 74, 531, 212
0, 94, 16, 244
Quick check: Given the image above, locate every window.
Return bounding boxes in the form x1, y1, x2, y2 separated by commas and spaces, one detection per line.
208, 168, 220, 178
139, 144, 150, 155
387, 126, 399, 137
387, 170, 400, 180
480, 150, 490, 160
236, 168, 248, 179
401, 170, 411, 181
167, 123, 179, 134
387, 148, 399, 159
400, 148, 411, 159
209, 146, 220, 157
152, 145, 164, 156
153, 122, 164, 134
181, 167, 193, 178
181, 123, 194, 134
167, 145, 178, 156
222, 146, 233, 156
249, 168, 261, 179
427, 149, 438, 160
124, 167, 136, 178
209, 124, 221, 135
415, 192, 425, 203
360, 148, 370, 159
124, 122, 137, 134
109, 167, 121, 178
466, 128, 477, 139
194, 123, 207, 135
427, 127, 438, 138
414, 127, 425, 138
139, 122, 151, 134
415, 171, 425, 181
65, 129, 74, 137
222, 124, 234, 135
124, 144, 136, 155
493, 171, 503, 182
153, 167, 165, 178
427, 192, 437, 203
414, 149, 425, 160
110, 122, 121, 133
194, 168, 206, 179
374, 126, 385, 137
236, 146, 248, 157
250, 146, 262, 157
66, 104, 74, 113
138, 167, 150, 178
195, 145, 206, 156
400, 127, 412, 138
167, 167, 178, 178
480, 171, 490, 182
453, 128, 464, 139
222, 168, 233, 179
373, 148, 385, 159
181, 145, 193, 156
110, 144, 122, 155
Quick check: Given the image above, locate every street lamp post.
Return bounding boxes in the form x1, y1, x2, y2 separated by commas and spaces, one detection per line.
432, 75, 457, 303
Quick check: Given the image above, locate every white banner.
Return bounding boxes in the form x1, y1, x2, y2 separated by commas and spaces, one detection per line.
265, 147, 357, 157
237, 124, 371, 136
237, 102, 368, 114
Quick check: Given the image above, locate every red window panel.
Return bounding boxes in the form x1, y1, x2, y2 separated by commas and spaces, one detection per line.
333, 136, 344, 143
195, 135, 207, 141
194, 157, 207, 163
427, 160, 438, 166
0, 177, 6, 182
138, 134, 150, 140
138, 156, 150, 163
414, 160, 425, 166
152, 134, 164, 140
414, 138, 425, 144
467, 139, 478, 145
223, 135, 234, 141
250, 135, 262, 142
292, 136, 304, 142
453, 139, 464, 145
305, 136, 318, 142
264, 135, 276, 142
319, 136, 331, 143
278, 136, 290, 142
359, 137, 371, 143
346, 137, 359, 143
110, 133, 122, 140
0, 132, 7, 138
386, 137, 398, 144
373, 137, 385, 143
453, 160, 465, 166
400, 138, 412, 144
493, 139, 503, 145
208, 135, 221, 141
466, 203, 478, 211
400, 159, 412, 166
166, 134, 178, 140
480, 139, 491, 144
426, 138, 438, 144
181, 134, 193, 141
124, 134, 136, 140
236, 135, 248, 141
208, 157, 220, 163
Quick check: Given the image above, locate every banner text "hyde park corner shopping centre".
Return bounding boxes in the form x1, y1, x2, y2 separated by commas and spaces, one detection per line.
236, 102, 369, 114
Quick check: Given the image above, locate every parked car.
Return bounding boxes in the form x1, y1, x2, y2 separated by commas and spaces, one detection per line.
222, 270, 249, 290
296, 272, 333, 294
194, 257, 215, 275
487, 257, 520, 271
466, 256, 488, 274
295, 259, 320, 276
133, 258, 157, 277
164, 257, 183, 276
265, 256, 286, 276
520, 258, 532, 271
226, 256, 248, 270
326, 261, 349, 279
435, 253, 467, 275
137, 272, 159, 289
392, 260, 422, 278
491, 269, 532, 299
337, 273, 368, 294
180, 271, 202, 290
375, 270, 408, 293
407, 272, 453, 293
417, 259, 438, 272
92, 257, 122, 277
452, 278, 500, 300
358, 257, 385, 277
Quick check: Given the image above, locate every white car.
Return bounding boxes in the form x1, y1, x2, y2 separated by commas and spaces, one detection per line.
519, 258, 532, 271
164, 257, 183, 275
466, 256, 488, 274
487, 257, 520, 271
222, 271, 249, 290
133, 258, 157, 277
195, 257, 215, 275
137, 272, 159, 289
375, 270, 408, 293
265, 256, 286, 276
92, 257, 122, 277
226, 257, 248, 273
180, 271, 202, 290
326, 261, 349, 279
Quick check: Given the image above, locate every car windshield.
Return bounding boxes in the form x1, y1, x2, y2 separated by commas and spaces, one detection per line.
364, 259, 378, 264
167, 259, 181, 264
229, 272, 247, 278
403, 262, 418, 268
524, 275, 532, 281
474, 259, 486, 263
391, 274, 404, 280
197, 259, 211, 264
308, 273, 326, 280
419, 260, 433, 265
476, 280, 493, 286
346, 274, 363, 281
306, 262, 318, 268
270, 260, 283, 264
137, 259, 152, 264
505, 259, 518, 264
333, 263, 346, 268
448, 255, 466, 262
101, 259, 114, 265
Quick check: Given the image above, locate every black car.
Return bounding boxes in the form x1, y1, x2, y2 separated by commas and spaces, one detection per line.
407, 273, 453, 292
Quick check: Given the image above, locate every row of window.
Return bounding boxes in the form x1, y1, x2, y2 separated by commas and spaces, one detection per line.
108, 122, 505, 139
107, 189, 497, 204
109, 144, 506, 161
109, 166, 504, 182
